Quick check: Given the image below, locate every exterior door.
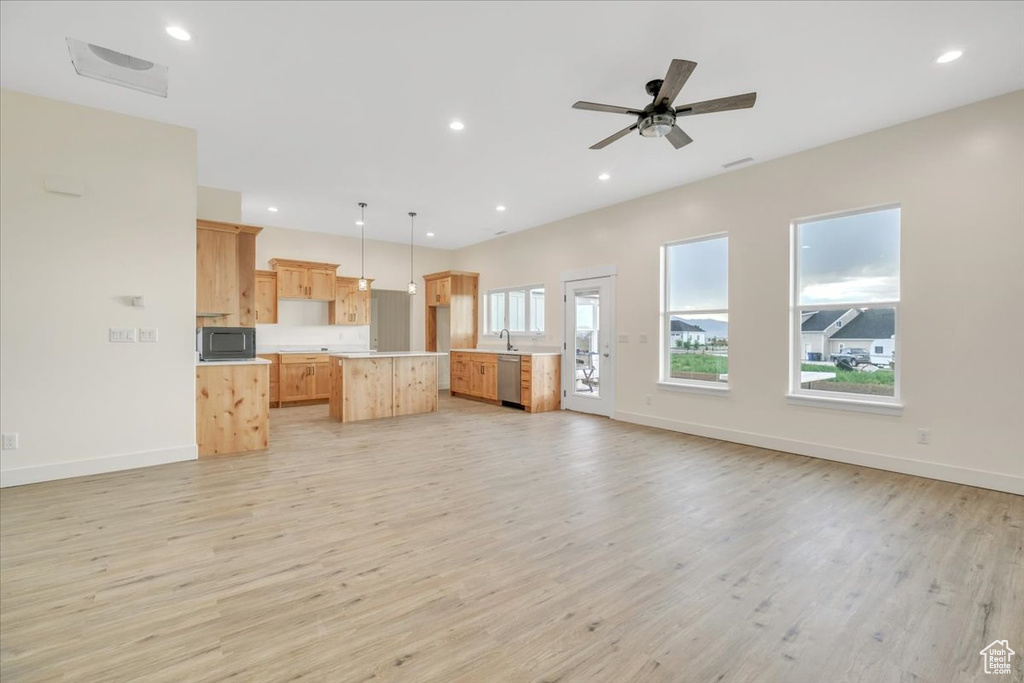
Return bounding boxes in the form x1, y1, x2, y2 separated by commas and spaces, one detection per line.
563, 276, 616, 417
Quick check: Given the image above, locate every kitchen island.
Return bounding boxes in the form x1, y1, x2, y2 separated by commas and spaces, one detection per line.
196, 358, 272, 456
328, 352, 445, 423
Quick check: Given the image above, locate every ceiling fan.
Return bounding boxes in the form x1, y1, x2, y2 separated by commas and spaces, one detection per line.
572, 59, 757, 150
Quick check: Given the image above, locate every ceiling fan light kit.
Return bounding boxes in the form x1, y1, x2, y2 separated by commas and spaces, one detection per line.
572, 59, 757, 150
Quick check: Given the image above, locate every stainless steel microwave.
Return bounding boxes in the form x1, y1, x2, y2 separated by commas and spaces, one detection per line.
197, 327, 255, 361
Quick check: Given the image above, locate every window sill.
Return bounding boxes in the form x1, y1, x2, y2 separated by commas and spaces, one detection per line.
657, 381, 730, 396
786, 393, 903, 416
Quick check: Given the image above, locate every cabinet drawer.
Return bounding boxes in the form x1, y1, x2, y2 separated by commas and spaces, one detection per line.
281, 354, 329, 364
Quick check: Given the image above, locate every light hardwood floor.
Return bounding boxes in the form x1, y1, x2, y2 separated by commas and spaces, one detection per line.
2, 397, 1022, 682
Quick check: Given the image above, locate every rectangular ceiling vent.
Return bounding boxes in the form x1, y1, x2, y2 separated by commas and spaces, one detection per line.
722, 157, 754, 169
66, 38, 168, 97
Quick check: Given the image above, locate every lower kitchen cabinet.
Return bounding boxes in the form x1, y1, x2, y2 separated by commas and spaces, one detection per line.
279, 354, 330, 404
450, 351, 560, 412
258, 354, 280, 407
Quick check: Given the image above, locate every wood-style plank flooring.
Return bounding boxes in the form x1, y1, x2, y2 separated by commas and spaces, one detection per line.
2, 396, 1022, 682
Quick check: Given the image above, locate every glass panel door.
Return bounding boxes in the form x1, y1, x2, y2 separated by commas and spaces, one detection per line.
563, 276, 615, 417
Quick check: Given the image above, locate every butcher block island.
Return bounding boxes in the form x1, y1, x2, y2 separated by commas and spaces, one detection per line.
328, 352, 445, 423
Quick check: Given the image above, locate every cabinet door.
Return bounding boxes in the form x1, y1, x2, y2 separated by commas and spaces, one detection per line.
479, 361, 498, 400
196, 229, 239, 315
280, 363, 312, 402
308, 268, 336, 300
333, 280, 358, 324
276, 266, 308, 299
352, 288, 371, 325
436, 278, 451, 305
425, 279, 439, 306
312, 362, 331, 399
255, 274, 278, 323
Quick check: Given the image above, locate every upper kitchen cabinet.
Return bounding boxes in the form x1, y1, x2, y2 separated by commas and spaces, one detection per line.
330, 277, 372, 325
268, 259, 339, 301
255, 270, 278, 324
196, 219, 262, 327
423, 271, 479, 351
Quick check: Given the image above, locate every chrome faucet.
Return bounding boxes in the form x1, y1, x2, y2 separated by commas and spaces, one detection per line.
499, 328, 513, 351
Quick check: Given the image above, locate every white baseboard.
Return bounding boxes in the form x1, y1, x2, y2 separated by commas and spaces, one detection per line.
615, 411, 1024, 496
0, 445, 197, 488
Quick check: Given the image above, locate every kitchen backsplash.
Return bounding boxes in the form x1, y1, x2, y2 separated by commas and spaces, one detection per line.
255, 299, 370, 350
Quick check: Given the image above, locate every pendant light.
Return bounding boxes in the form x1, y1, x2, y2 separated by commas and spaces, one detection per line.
407, 212, 417, 295
357, 202, 368, 292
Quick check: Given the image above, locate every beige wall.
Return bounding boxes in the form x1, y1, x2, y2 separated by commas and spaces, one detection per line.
0, 90, 198, 486
453, 90, 1024, 494
256, 225, 453, 350
197, 186, 241, 223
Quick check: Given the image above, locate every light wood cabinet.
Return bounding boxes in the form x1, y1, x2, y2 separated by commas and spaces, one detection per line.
258, 354, 280, 407
279, 354, 331, 404
329, 355, 438, 423
329, 277, 372, 325
269, 259, 339, 301
196, 363, 269, 456
196, 220, 261, 327
425, 277, 451, 306
424, 271, 479, 352
255, 270, 278, 324
453, 353, 498, 401
450, 352, 560, 411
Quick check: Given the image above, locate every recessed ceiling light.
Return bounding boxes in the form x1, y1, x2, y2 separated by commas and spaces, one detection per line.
268, 206, 278, 213
598, 173, 611, 181
355, 220, 364, 226
449, 120, 465, 131
426, 232, 435, 237
936, 50, 963, 64
496, 205, 506, 212
165, 26, 191, 41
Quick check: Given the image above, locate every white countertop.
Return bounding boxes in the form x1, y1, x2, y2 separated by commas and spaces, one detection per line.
330, 351, 447, 359
450, 348, 561, 357
257, 346, 366, 355
197, 358, 272, 367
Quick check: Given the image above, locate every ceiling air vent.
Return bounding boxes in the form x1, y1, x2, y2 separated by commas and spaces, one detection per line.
494, 230, 508, 236
722, 157, 754, 169
66, 38, 168, 97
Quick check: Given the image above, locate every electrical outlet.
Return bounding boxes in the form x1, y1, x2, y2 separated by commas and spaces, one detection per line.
645, 394, 652, 406
917, 428, 931, 445
639, 334, 649, 344
618, 334, 629, 343
2, 433, 17, 450
138, 328, 158, 342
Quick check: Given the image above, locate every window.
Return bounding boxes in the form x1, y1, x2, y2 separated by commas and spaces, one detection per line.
661, 235, 728, 387
487, 285, 545, 334
793, 205, 900, 402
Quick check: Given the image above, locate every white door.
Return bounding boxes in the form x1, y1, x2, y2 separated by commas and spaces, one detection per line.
563, 276, 615, 417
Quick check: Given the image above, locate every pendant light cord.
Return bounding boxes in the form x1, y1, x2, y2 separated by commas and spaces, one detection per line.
358, 202, 367, 280
409, 212, 416, 283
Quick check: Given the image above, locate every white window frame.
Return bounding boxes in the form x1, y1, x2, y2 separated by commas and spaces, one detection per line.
485, 284, 545, 336
659, 233, 729, 393
788, 204, 902, 413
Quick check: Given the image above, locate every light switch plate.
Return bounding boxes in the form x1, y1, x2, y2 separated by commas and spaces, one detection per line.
139, 328, 158, 342
639, 334, 649, 344
109, 327, 136, 342
618, 334, 629, 343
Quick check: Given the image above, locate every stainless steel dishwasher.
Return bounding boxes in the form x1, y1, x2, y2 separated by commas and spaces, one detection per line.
497, 354, 521, 404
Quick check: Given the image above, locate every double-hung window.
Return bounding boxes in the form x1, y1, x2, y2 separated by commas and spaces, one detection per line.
487, 285, 545, 335
661, 234, 729, 388
792, 205, 900, 405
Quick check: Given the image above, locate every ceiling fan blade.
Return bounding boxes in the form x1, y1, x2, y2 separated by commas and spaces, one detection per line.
666, 125, 693, 149
675, 92, 757, 116
573, 101, 643, 115
590, 124, 638, 150
655, 59, 697, 106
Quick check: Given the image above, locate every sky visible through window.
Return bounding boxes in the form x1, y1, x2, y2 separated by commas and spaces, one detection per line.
798, 207, 900, 305
667, 236, 727, 311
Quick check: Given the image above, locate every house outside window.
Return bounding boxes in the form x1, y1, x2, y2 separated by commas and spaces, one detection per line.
792, 205, 900, 403
661, 234, 728, 388
487, 285, 544, 334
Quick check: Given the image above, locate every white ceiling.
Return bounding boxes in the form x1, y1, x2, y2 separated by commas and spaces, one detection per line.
2, 1, 1022, 249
